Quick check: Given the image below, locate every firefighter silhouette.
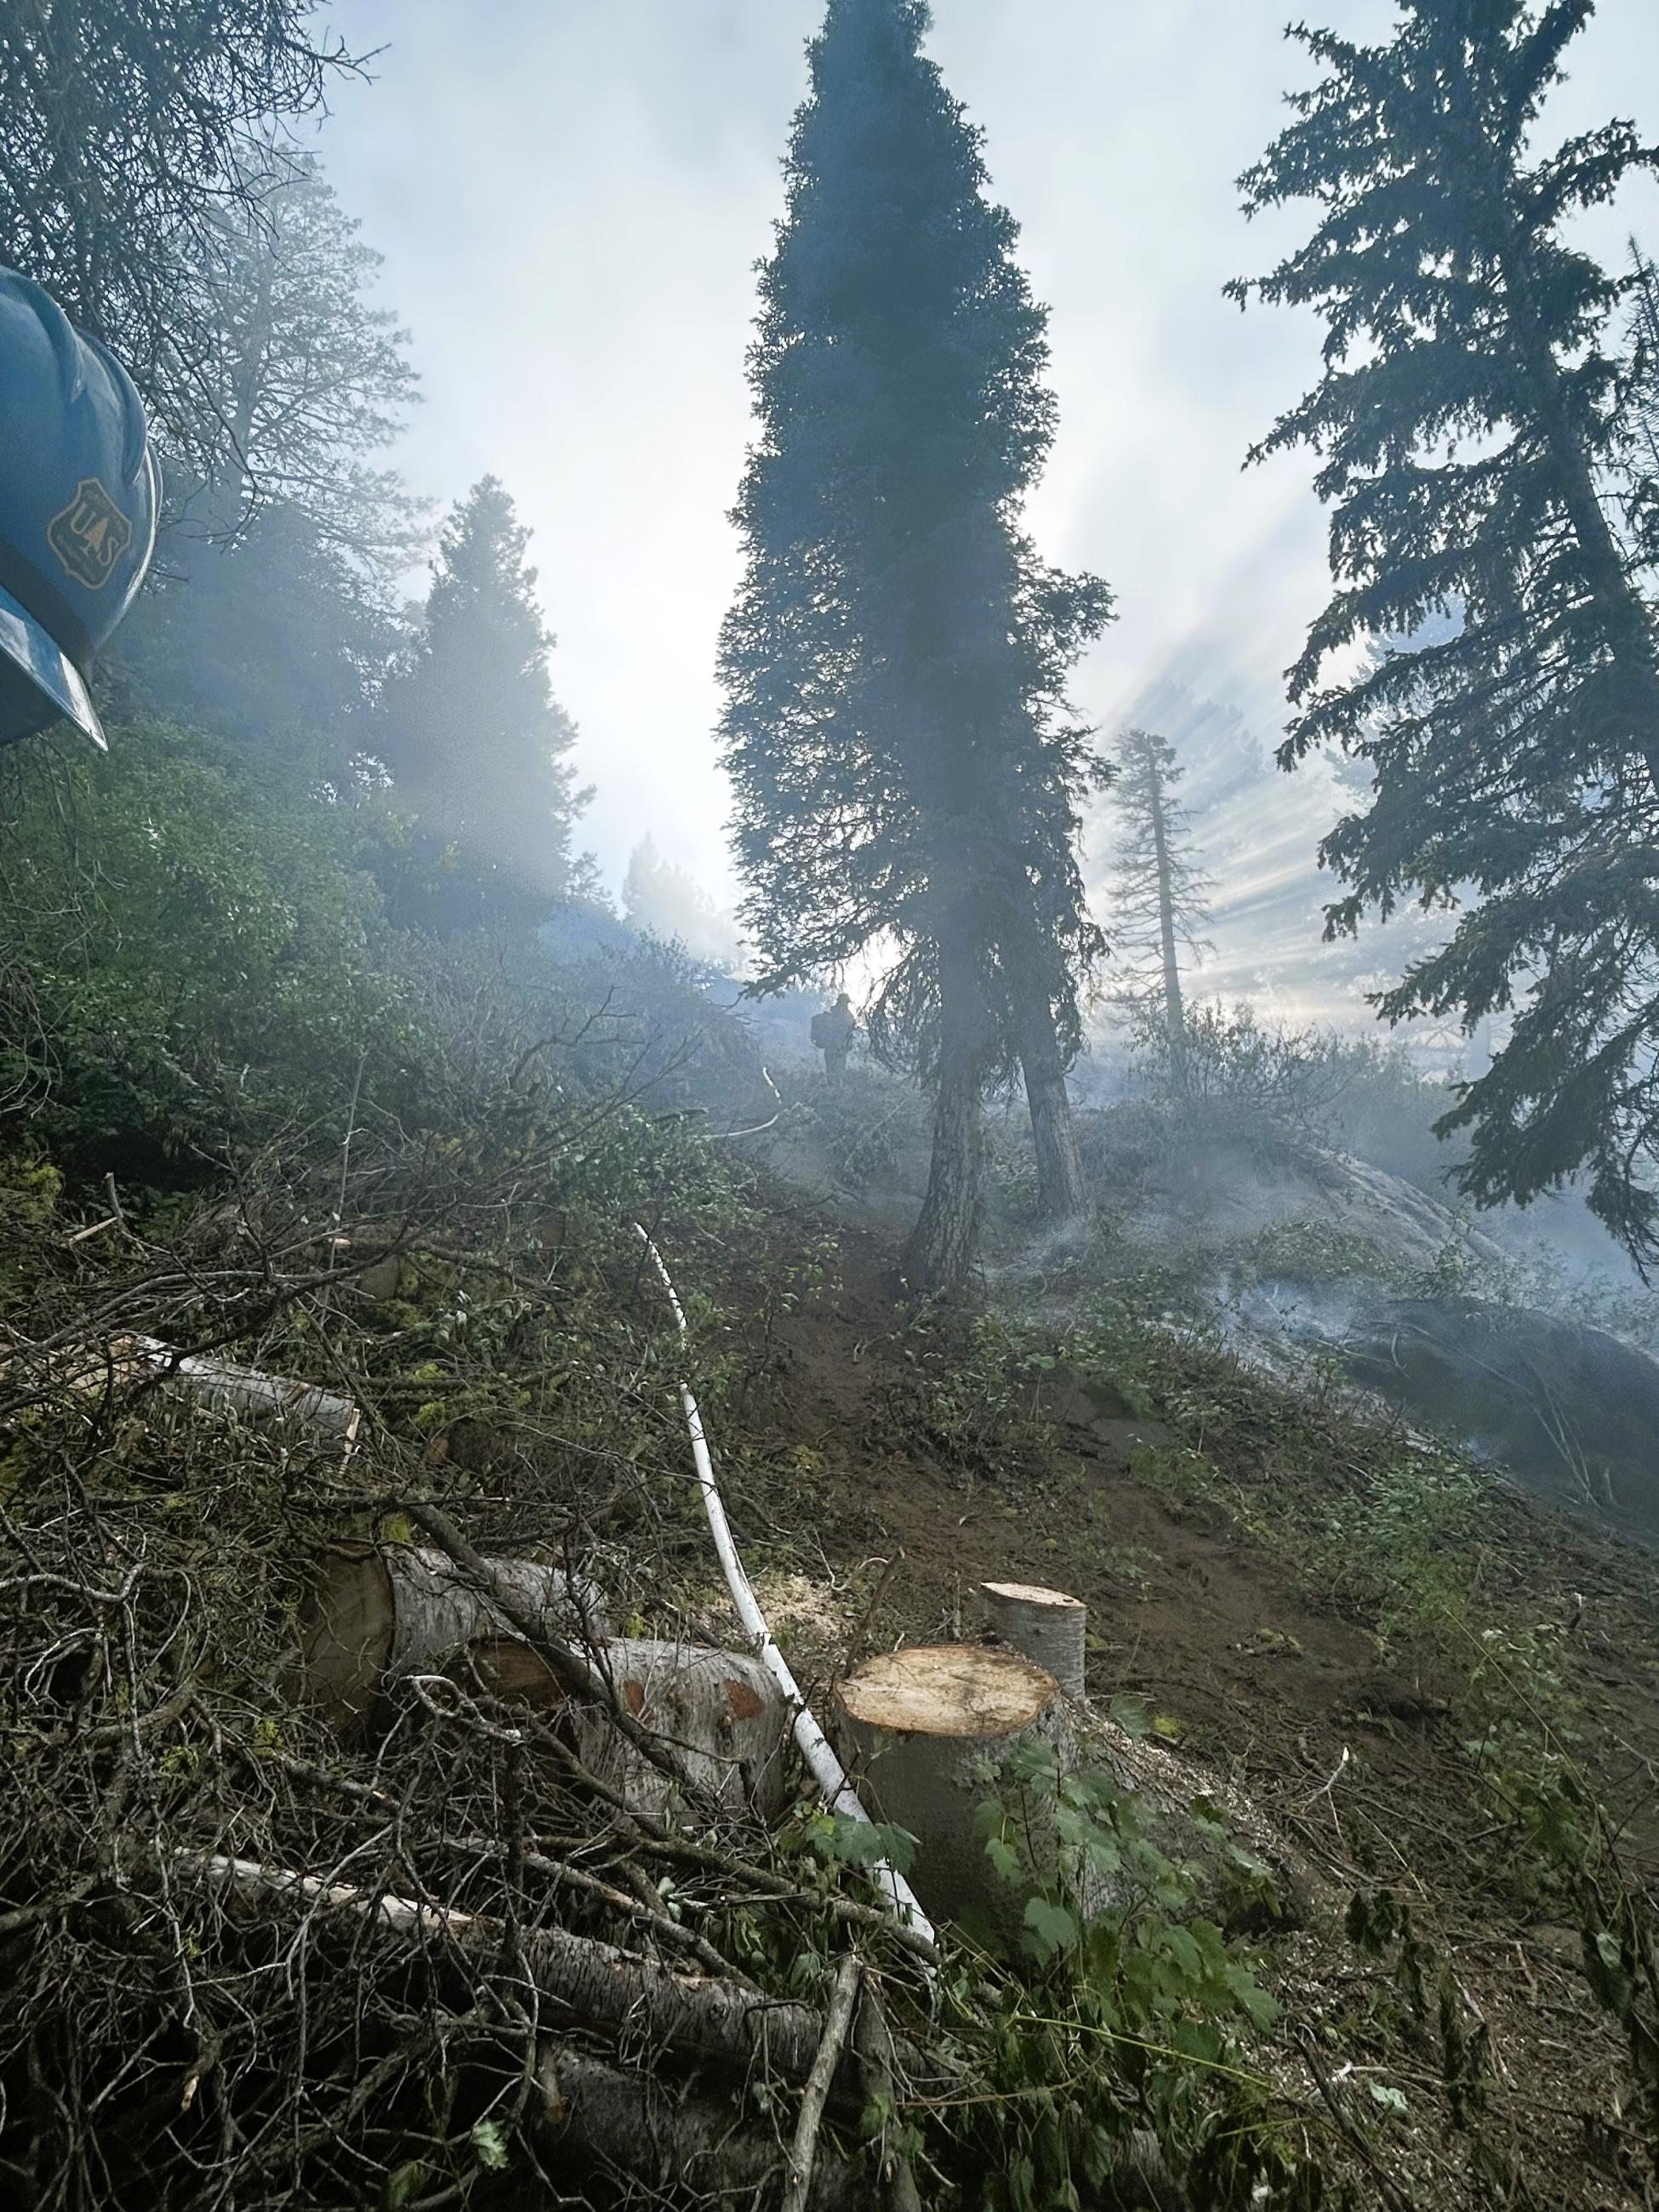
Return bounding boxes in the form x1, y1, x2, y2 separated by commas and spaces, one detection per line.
810, 991, 858, 1087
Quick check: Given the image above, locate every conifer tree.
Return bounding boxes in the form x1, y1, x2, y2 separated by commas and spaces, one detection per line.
378, 478, 588, 928
622, 836, 736, 966
1628, 241, 1659, 547
1231, 1, 1659, 1261
720, 0, 1111, 1289
185, 149, 424, 577
1108, 729, 1214, 1096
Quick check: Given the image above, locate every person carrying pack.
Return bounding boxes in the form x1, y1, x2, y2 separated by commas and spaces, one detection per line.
810, 990, 858, 1087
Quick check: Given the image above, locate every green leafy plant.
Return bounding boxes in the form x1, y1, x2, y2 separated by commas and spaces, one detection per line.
961, 1740, 1308, 2211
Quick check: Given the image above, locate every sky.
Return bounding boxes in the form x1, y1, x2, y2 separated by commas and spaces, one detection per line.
313, 0, 1659, 1040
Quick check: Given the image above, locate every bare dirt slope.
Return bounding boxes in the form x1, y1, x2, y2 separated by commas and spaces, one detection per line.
694, 1216, 1659, 2211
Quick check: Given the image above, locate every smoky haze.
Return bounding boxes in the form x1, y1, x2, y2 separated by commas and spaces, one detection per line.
315, 0, 1659, 1030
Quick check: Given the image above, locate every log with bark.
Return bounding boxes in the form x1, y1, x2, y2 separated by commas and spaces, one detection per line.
534, 2041, 869, 2210
9, 1332, 362, 1448
180, 1850, 939, 2090
467, 1632, 795, 1822
301, 1544, 608, 1737
303, 1548, 795, 1819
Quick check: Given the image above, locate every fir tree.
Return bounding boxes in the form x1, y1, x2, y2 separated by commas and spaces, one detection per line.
1108, 729, 1214, 1095
184, 149, 425, 579
720, 0, 1111, 1289
621, 836, 737, 966
378, 478, 588, 929
1231, 1, 1659, 1261
1627, 240, 1659, 556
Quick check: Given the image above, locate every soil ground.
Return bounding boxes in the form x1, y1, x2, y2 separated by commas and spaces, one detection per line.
686, 1211, 1659, 2211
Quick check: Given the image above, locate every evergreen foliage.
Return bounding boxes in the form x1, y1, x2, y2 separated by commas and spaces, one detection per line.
112, 505, 402, 770
1231, 0, 1659, 1263
0, 721, 400, 1177
1628, 239, 1659, 554
377, 478, 590, 931
720, 0, 1111, 1286
621, 836, 737, 967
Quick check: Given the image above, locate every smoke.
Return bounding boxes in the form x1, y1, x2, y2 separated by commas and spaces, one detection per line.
621, 836, 742, 971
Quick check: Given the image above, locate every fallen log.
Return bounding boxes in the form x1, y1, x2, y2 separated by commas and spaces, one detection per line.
468, 1633, 795, 1821
301, 1544, 607, 1737
535, 2041, 867, 2209
180, 1850, 940, 2091
977, 1580, 1087, 1699
398, 1498, 722, 1820
17, 1333, 362, 1449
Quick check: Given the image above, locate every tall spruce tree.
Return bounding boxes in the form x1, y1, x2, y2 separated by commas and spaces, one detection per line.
720, 0, 1111, 1290
378, 478, 588, 930
1108, 729, 1214, 1096
1231, 1, 1659, 1261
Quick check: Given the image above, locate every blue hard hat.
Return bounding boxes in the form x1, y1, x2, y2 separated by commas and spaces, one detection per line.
0, 266, 159, 749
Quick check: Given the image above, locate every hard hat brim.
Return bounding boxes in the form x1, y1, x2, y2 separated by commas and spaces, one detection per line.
0, 580, 105, 749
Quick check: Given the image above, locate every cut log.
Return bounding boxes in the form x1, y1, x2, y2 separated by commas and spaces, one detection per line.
535, 2042, 867, 2210
832, 1644, 1069, 1935
301, 1544, 607, 1737
464, 1631, 795, 1821
575, 1638, 795, 1823
24, 1333, 362, 1450
978, 1580, 1087, 1699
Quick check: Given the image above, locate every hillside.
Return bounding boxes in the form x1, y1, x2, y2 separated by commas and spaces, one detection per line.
5, 858, 1659, 2209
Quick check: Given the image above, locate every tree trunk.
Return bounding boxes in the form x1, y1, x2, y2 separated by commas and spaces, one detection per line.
904, 932, 988, 1295
533, 2041, 869, 2210
1017, 994, 1086, 1219
1145, 767, 1189, 1095
467, 1633, 795, 1824
977, 1580, 1087, 1699
211, 222, 275, 536
29, 1335, 362, 1450
185, 1850, 940, 2089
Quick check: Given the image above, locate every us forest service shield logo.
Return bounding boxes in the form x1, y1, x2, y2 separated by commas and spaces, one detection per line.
47, 476, 130, 590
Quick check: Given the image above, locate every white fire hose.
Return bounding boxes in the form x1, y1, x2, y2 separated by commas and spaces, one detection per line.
633, 1223, 934, 1947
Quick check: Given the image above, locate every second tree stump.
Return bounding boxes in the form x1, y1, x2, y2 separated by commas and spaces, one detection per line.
977, 1580, 1087, 1699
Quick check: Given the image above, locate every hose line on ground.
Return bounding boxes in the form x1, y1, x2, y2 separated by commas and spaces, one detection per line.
632, 1223, 936, 1948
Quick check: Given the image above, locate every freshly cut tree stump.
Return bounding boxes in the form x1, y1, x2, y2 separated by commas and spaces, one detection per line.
302, 1545, 607, 1736
833, 1645, 1068, 1931
978, 1581, 1087, 1699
